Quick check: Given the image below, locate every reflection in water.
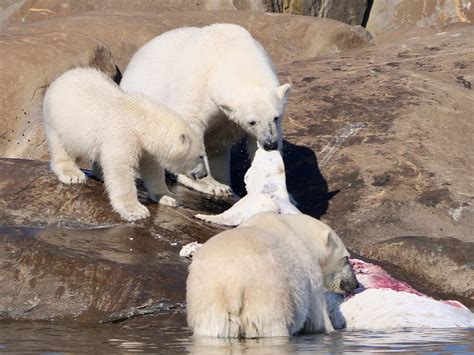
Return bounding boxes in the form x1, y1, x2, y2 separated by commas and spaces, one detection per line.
0, 320, 473, 353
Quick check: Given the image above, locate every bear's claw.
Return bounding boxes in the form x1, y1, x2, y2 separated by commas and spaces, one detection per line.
56, 168, 87, 185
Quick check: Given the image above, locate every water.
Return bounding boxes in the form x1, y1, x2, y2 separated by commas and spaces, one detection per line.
1, 319, 473, 353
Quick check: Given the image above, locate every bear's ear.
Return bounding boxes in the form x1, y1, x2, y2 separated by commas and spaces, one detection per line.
276, 83, 292, 101
218, 103, 233, 116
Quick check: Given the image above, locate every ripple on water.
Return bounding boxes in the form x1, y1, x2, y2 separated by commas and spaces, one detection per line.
0, 321, 473, 353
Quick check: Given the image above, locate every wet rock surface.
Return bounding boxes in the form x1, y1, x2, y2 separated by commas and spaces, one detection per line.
0, 158, 227, 321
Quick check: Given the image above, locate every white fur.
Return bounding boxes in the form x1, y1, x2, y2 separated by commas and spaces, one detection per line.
121, 24, 291, 197
43, 67, 207, 221
186, 212, 358, 338
195, 148, 299, 226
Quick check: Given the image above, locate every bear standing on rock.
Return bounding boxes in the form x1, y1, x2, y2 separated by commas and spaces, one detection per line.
121, 24, 291, 197
43, 67, 208, 221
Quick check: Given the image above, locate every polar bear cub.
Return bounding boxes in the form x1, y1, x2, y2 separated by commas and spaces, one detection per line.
43, 67, 207, 221
121, 24, 291, 197
186, 212, 359, 338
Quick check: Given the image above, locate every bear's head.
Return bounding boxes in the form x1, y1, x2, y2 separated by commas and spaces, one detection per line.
218, 83, 291, 151
158, 117, 208, 180
316, 229, 359, 295
242, 213, 359, 295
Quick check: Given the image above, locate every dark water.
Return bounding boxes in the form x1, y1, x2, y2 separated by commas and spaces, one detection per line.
1, 320, 473, 353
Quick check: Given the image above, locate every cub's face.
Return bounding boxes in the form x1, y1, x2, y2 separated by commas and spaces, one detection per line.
166, 129, 208, 180
219, 84, 291, 151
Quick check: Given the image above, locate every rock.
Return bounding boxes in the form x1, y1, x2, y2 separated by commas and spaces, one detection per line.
272, 0, 369, 25
0, 158, 227, 321
361, 236, 474, 301
1, 10, 370, 160
3, 0, 370, 28
2, 0, 234, 28
367, 0, 474, 39
0, 0, 24, 29
278, 24, 474, 305
4, 10, 371, 70
0, 31, 118, 160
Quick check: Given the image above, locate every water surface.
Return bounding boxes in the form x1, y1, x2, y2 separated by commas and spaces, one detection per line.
1, 320, 473, 353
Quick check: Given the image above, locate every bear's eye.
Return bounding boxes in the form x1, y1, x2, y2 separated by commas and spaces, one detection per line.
274, 116, 279, 122
199, 155, 204, 160
249, 121, 256, 126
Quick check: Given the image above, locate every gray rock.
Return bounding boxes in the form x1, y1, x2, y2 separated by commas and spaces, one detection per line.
272, 0, 369, 25
367, 0, 474, 39
278, 23, 474, 305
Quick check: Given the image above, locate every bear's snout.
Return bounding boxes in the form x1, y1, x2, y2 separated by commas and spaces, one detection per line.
262, 140, 279, 151
190, 167, 208, 180
340, 277, 360, 293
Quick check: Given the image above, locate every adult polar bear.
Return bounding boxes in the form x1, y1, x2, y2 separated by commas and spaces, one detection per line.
121, 24, 291, 197
187, 213, 359, 338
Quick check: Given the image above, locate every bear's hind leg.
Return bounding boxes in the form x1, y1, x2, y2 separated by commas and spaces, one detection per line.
139, 153, 178, 207
101, 144, 150, 221
47, 129, 86, 184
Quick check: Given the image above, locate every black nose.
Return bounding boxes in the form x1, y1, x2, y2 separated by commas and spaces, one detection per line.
193, 170, 207, 180
340, 278, 359, 293
262, 141, 278, 151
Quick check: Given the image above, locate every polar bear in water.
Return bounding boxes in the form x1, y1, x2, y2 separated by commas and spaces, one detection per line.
121, 24, 291, 197
186, 212, 359, 338
43, 67, 207, 221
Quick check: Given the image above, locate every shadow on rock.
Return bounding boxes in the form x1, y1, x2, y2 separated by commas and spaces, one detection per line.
230, 139, 337, 218
283, 140, 338, 218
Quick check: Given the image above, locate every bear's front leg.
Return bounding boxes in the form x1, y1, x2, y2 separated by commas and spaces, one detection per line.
177, 148, 232, 197
101, 145, 150, 221
139, 153, 178, 207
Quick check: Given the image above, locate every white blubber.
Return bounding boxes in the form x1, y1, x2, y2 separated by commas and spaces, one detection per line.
195, 148, 299, 226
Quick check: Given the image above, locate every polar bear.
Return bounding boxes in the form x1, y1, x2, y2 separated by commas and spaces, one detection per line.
121, 24, 291, 197
186, 212, 359, 338
43, 67, 207, 221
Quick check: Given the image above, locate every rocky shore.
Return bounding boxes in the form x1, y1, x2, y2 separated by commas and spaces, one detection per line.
0, 3, 472, 322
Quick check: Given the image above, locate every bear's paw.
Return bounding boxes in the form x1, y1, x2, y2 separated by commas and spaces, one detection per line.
113, 201, 150, 222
